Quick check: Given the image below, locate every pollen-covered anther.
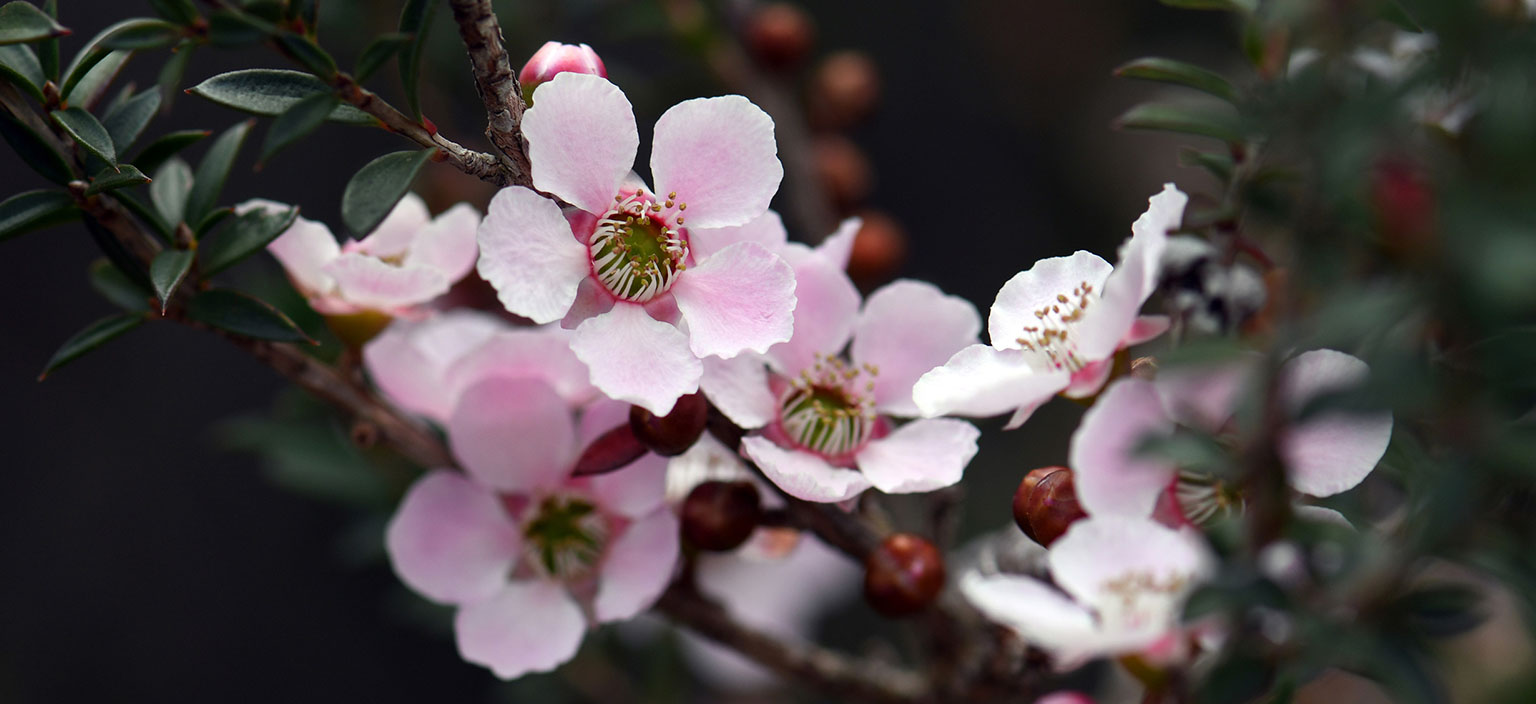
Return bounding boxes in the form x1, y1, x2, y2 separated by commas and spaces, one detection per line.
779, 354, 879, 457
589, 191, 691, 303
1015, 280, 1096, 372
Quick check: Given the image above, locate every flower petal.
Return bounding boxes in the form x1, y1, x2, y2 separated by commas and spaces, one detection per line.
764, 249, 860, 375
687, 209, 788, 263
855, 418, 978, 494
455, 580, 586, 679
263, 211, 340, 295
1278, 350, 1393, 497
1048, 515, 1213, 608
355, 192, 431, 258
960, 572, 1099, 652
594, 508, 681, 621
571, 304, 702, 416
651, 95, 782, 229
665, 432, 757, 505
1125, 315, 1171, 347
363, 311, 504, 422
523, 73, 637, 213
444, 325, 595, 406
912, 344, 1070, 421
672, 242, 796, 359
814, 217, 862, 270
700, 353, 777, 429
385, 471, 522, 605
1076, 184, 1185, 360
324, 253, 450, 309
853, 279, 981, 416
1069, 378, 1176, 519
987, 252, 1113, 350
477, 186, 591, 324
1153, 356, 1254, 431
405, 202, 481, 281
741, 436, 871, 503
449, 377, 578, 492
1061, 358, 1115, 399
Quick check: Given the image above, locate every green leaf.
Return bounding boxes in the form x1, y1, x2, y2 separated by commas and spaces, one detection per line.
259, 91, 337, 165
149, 247, 192, 312
100, 19, 180, 50
101, 88, 159, 152
1114, 57, 1237, 102
275, 33, 336, 78
84, 163, 148, 195
1179, 146, 1236, 182
341, 149, 432, 235
186, 289, 314, 343
1115, 101, 1244, 143
148, 0, 199, 25
206, 9, 275, 47
82, 215, 152, 289
132, 128, 207, 175
50, 106, 117, 165
111, 191, 170, 241
156, 39, 194, 110
0, 1, 69, 45
183, 120, 250, 226
192, 205, 231, 236
36, 0, 55, 79
1159, 0, 1256, 12
62, 48, 127, 108
397, 0, 435, 119
38, 313, 144, 380
88, 257, 152, 311
150, 156, 191, 225
61, 18, 168, 97
0, 44, 46, 100
355, 32, 410, 83
188, 69, 373, 124
199, 203, 298, 276
0, 108, 72, 183
0, 189, 74, 241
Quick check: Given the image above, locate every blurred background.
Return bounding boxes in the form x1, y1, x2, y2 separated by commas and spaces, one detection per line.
0, 1, 1239, 701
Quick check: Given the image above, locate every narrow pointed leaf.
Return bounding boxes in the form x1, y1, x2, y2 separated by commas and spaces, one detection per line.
183, 120, 250, 226
0, 1, 69, 45
148, 0, 199, 25
150, 157, 191, 225
102, 83, 134, 116
38, 313, 145, 379
275, 33, 336, 78
193, 206, 231, 236
101, 19, 180, 50
0, 44, 45, 100
82, 217, 152, 289
188, 69, 373, 124
355, 32, 410, 83
61, 18, 169, 96
0, 189, 75, 241
132, 128, 207, 175
206, 9, 276, 47
149, 247, 193, 312
156, 39, 194, 110
62, 49, 128, 109
0, 109, 72, 183
1114, 57, 1237, 102
84, 163, 148, 194
112, 191, 171, 241
88, 257, 153, 311
51, 107, 117, 165
1179, 146, 1236, 182
260, 91, 336, 165
1115, 102, 1244, 143
199, 203, 298, 276
397, 0, 435, 119
186, 289, 314, 343
102, 89, 159, 152
341, 149, 432, 235
37, 0, 55, 79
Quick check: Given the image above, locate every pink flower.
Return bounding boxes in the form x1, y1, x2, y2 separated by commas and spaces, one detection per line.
254, 194, 480, 315
477, 73, 795, 416
961, 515, 1214, 668
1069, 350, 1394, 522
699, 232, 982, 502
519, 41, 606, 91
912, 185, 1185, 428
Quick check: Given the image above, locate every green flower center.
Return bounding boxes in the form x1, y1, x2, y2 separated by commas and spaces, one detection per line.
522, 494, 608, 579
589, 190, 689, 303
778, 353, 878, 457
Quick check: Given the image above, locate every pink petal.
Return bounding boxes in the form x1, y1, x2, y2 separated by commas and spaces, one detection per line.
444, 326, 596, 406
363, 311, 504, 423
405, 203, 481, 282
852, 280, 981, 416
1069, 378, 1176, 519
987, 252, 1112, 350
1278, 350, 1393, 497
911, 344, 1071, 422
523, 73, 637, 214
665, 433, 756, 505
576, 397, 631, 446
385, 471, 521, 604
651, 95, 782, 229
571, 304, 702, 416
263, 210, 340, 295
814, 217, 862, 270
1075, 184, 1185, 360
449, 377, 579, 492
323, 253, 450, 309
740, 436, 871, 503
1048, 515, 1213, 607
455, 579, 586, 679
960, 572, 1098, 652
672, 242, 796, 359
561, 276, 617, 329
477, 186, 592, 324
594, 508, 681, 621
687, 209, 788, 263
355, 192, 431, 258
764, 251, 860, 376
1153, 356, 1254, 431
700, 354, 777, 429
584, 453, 670, 519
855, 418, 978, 493
1124, 315, 1171, 347
1061, 358, 1115, 399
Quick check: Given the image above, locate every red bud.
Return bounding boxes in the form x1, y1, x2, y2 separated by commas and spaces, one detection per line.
863, 533, 945, 616
681, 481, 762, 551
630, 392, 709, 456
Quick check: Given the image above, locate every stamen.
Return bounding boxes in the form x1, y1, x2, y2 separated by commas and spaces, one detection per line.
522, 494, 608, 580
589, 192, 690, 303
778, 355, 879, 457
1015, 279, 1096, 372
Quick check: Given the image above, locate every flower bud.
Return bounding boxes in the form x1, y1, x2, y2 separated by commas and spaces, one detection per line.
1014, 467, 1086, 547
571, 423, 647, 477
846, 210, 907, 290
744, 3, 815, 71
630, 392, 709, 456
1012, 466, 1064, 542
680, 481, 762, 551
808, 50, 880, 129
863, 533, 945, 616
519, 42, 606, 101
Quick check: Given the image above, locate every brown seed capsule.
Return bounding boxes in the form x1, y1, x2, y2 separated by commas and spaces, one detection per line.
681, 481, 762, 551
863, 533, 945, 616
571, 423, 648, 477
807, 50, 880, 129
846, 210, 908, 290
1021, 468, 1087, 548
1013, 466, 1068, 541
630, 392, 709, 456
813, 135, 872, 212
744, 2, 815, 71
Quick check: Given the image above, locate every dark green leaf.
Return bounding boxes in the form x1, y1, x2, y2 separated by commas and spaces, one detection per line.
84, 163, 148, 194
259, 91, 336, 165
101, 88, 159, 152
60, 18, 168, 97
275, 33, 335, 78
183, 120, 250, 226
36, 0, 55, 79
156, 39, 194, 110
199, 203, 297, 276
1160, 0, 1256, 11
1196, 653, 1274, 704
82, 215, 152, 289
112, 191, 170, 241
397, 0, 435, 119
0, 1, 69, 45
188, 69, 373, 124
193, 206, 231, 236
38, 313, 144, 379
149, 247, 192, 312
88, 257, 152, 311
148, 0, 199, 25
355, 32, 410, 83
0, 189, 74, 241
1179, 146, 1236, 182
206, 9, 275, 47
100, 19, 179, 50
132, 128, 207, 175
62, 49, 127, 109
101, 83, 134, 116
0, 44, 45, 100
1115, 101, 1244, 143
1114, 57, 1237, 102
186, 289, 314, 343
1398, 583, 1486, 639
150, 156, 191, 225
50, 106, 116, 165
341, 149, 432, 235
0, 108, 72, 183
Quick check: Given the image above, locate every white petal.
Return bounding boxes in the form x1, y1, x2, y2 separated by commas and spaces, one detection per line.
853, 279, 981, 416
855, 418, 978, 494
1069, 378, 1176, 519
740, 436, 871, 503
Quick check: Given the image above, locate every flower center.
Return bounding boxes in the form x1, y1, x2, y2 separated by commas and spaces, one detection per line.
1016, 280, 1096, 373
589, 190, 689, 303
778, 354, 878, 457
521, 493, 608, 580
1096, 569, 1193, 630
1174, 470, 1246, 525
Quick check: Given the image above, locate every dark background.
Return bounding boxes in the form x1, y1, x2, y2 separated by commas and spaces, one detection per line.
0, 1, 1226, 701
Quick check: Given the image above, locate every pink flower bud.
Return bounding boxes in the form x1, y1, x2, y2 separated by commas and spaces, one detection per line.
519, 41, 606, 94
1036, 692, 1095, 704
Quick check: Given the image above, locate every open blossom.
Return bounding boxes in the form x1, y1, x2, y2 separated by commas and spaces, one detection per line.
256, 194, 479, 315
477, 72, 794, 416
1070, 349, 1394, 522
699, 227, 982, 502
912, 185, 1185, 428
962, 515, 1214, 667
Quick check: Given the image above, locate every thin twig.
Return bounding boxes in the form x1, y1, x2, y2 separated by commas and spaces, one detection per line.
332, 74, 505, 184
446, 0, 532, 187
